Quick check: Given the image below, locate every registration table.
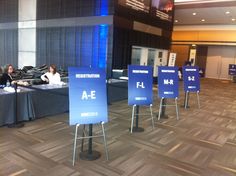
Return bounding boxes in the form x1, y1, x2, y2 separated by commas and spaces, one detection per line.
0, 84, 69, 126
0, 79, 128, 126
29, 84, 69, 118
0, 87, 33, 125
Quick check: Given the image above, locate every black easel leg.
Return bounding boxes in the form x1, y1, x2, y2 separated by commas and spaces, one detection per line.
79, 124, 101, 160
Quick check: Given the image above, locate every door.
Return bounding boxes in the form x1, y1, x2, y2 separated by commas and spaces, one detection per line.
219, 47, 236, 79
205, 55, 221, 79
219, 57, 235, 79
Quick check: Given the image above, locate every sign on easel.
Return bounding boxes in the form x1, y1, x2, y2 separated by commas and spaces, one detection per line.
68, 67, 108, 125
158, 66, 179, 120
229, 64, 236, 76
182, 66, 200, 92
158, 66, 179, 98
128, 65, 154, 133
168, 53, 177, 67
128, 65, 153, 105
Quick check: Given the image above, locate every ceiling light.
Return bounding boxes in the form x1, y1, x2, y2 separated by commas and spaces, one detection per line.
175, 20, 179, 23
192, 12, 197, 16
232, 18, 236, 21
201, 19, 205, 22
225, 11, 230, 14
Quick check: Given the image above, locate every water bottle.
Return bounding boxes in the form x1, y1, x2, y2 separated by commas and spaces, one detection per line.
6, 80, 10, 87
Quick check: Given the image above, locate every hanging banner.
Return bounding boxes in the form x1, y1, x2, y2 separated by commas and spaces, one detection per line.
168, 53, 176, 66
189, 49, 196, 66
182, 66, 200, 92
128, 65, 153, 105
68, 67, 108, 125
158, 66, 179, 98
229, 64, 236, 75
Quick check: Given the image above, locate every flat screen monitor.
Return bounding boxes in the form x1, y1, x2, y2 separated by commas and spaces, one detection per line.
151, 0, 174, 22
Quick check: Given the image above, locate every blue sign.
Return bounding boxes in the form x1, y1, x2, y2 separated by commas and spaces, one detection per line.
158, 66, 179, 98
68, 67, 108, 125
128, 65, 153, 105
229, 64, 236, 75
183, 66, 200, 92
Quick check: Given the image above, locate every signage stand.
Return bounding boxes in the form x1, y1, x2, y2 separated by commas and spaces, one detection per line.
183, 91, 200, 109
182, 66, 201, 109
160, 98, 169, 119
182, 92, 190, 109
157, 66, 179, 121
130, 104, 154, 133
128, 65, 154, 134
69, 67, 109, 166
72, 122, 108, 166
158, 97, 179, 121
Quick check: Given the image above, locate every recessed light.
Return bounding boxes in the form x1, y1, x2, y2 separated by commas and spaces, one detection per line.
201, 19, 205, 22
225, 11, 230, 14
232, 18, 236, 21
192, 12, 197, 16
175, 20, 179, 23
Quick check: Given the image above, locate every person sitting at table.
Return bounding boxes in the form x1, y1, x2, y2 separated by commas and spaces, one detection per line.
0, 64, 14, 86
41, 64, 61, 85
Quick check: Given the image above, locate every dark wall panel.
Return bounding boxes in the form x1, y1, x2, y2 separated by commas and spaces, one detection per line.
114, 1, 173, 31
112, 27, 171, 69
36, 25, 113, 76
0, 0, 18, 23
37, 0, 115, 20
196, 46, 208, 70
0, 29, 18, 67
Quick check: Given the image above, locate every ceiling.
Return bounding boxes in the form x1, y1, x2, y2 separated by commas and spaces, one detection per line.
174, 0, 236, 25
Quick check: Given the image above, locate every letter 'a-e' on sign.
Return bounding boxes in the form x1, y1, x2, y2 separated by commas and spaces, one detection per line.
128, 65, 153, 106
158, 66, 179, 99
68, 67, 108, 125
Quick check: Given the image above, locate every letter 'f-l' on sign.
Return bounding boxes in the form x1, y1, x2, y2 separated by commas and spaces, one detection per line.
136, 82, 145, 89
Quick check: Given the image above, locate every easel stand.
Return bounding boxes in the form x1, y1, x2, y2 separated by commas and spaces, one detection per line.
160, 98, 169, 119
130, 104, 154, 133
183, 91, 200, 109
8, 83, 24, 128
158, 97, 179, 121
182, 92, 190, 109
72, 122, 108, 166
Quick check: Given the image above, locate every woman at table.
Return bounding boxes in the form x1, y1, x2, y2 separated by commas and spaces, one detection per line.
0, 64, 14, 86
41, 64, 61, 85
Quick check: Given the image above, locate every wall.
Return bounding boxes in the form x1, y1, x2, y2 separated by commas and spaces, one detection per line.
35, 0, 114, 76
112, 1, 174, 69
170, 45, 190, 67
0, 0, 18, 68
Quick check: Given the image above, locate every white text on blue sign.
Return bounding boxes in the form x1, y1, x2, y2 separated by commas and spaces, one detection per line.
136, 82, 145, 88
164, 79, 174, 85
82, 91, 96, 100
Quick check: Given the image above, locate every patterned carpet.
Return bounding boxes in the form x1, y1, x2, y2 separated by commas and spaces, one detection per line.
1, 78, 236, 176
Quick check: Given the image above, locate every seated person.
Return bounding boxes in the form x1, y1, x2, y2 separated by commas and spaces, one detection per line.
41, 64, 61, 85
0, 64, 14, 86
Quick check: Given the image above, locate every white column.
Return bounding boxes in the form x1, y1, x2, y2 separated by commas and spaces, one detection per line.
140, 48, 148, 66
18, 0, 37, 68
